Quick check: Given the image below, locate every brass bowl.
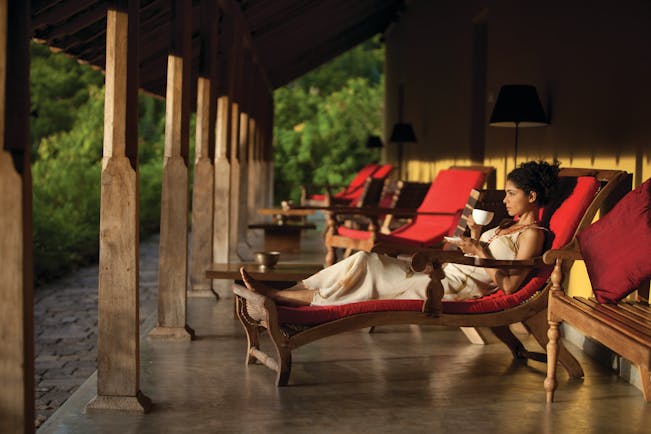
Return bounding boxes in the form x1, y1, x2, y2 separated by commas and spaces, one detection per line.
254, 251, 280, 268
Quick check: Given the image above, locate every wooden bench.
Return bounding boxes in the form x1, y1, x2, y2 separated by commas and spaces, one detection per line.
544, 176, 650, 402
544, 258, 651, 402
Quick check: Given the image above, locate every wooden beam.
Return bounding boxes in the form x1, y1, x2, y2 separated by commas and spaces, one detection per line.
149, 0, 194, 340
0, 1, 35, 431
31, 0, 99, 28
218, 0, 272, 92
189, 0, 219, 297
86, 0, 151, 412
268, 8, 393, 87
37, 1, 108, 41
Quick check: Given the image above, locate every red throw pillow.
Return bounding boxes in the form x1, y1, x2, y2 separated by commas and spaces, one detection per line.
576, 178, 651, 303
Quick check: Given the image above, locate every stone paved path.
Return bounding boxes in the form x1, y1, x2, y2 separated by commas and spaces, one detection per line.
33, 235, 160, 428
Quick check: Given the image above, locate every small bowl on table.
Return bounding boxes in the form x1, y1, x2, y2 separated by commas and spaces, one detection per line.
254, 251, 281, 269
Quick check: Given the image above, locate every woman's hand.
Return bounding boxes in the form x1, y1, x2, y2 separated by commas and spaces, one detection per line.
453, 236, 485, 257
466, 215, 483, 240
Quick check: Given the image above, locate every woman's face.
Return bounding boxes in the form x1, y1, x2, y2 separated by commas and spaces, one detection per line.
503, 180, 537, 216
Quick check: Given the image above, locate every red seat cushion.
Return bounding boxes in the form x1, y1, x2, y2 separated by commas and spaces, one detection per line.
278, 299, 423, 325
577, 178, 651, 303
309, 193, 327, 201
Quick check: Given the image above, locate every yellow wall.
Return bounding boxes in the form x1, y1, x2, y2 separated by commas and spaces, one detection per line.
384, 0, 651, 296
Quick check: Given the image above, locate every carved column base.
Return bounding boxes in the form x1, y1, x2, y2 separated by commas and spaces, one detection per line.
86, 390, 152, 413
187, 288, 219, 299
147, 325, 195, 341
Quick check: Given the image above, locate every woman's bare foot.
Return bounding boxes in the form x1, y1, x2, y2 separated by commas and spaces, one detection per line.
240, 267, 316, 307
240, 267, 276, 297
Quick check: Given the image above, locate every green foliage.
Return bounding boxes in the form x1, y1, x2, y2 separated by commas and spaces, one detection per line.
273, 38, 384, 203
30, 44, 166, 282
29, 43, 104, 156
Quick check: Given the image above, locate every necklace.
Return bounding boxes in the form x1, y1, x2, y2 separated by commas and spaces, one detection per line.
486, 222, 539, 244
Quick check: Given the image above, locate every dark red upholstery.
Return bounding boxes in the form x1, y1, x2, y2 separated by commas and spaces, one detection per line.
335, 168, 486, 245
278, 176, 602, 325
307, 163, 379, 202
377, 169, 486, 246
577, 178, 651, 303
278, 300, 423, 325
333, 163, 380, 200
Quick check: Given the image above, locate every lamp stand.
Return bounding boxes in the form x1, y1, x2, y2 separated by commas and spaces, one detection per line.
513, 121, 520, 167
397, 141, 404, 179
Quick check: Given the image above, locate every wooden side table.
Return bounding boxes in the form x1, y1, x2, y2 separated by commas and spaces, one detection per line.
206, 262, 322, 283
256, 208, 316, 224
248, 222, 317, 253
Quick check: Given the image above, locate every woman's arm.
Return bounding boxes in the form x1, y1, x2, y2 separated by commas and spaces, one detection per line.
466, 215, 483, 240
456, 228, 544, 294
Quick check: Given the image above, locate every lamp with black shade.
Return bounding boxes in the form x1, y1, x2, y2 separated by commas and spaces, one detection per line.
489, 84, 547, 166
365, 135, 384, 149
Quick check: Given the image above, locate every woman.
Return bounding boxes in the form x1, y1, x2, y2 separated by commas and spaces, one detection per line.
241, 160, 560, 307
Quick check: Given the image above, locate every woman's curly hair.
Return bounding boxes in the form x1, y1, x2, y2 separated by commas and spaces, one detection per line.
507, 160, 561, 206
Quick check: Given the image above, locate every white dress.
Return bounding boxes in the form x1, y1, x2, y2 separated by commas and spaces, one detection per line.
305, 225, 544, 306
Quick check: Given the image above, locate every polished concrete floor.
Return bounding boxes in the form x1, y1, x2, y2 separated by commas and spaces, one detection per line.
39, 221, 651, 433
40, 295, 651, 433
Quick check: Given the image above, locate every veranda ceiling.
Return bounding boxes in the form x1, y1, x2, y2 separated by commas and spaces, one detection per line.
31, 0, 405, 95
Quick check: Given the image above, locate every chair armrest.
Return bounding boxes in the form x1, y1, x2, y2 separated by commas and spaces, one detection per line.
410, 249, 547, 272
542, 239, 583, 264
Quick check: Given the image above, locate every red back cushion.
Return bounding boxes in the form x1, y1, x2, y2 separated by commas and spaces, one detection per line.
547, 176, 601, 248
577, 178, 651, 303
335, 163, 379, 198
380, 169, 485, 246
416, 169, 486, 213
372, 164, 393, 179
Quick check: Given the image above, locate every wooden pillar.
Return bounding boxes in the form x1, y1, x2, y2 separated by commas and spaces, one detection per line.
88, 0, 151, 412
213, 17, 235, 263
264, 92, 275, 207
236, 50, 252, 250
0, 0, 35, 430
246, 70, 258, 217
228, 22, 247, 258
189, 0, 219, 298
149, 0, 194, 341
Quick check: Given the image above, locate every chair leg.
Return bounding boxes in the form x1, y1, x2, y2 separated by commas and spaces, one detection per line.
523, 310, 584, 378
460, 327, 490, 345
639, 365, 650, 403
235, 297, 261, 365
269, 334, 292, 387
325, 245, 337, 266
545, 320, 560, 402
490, 326, 528, 359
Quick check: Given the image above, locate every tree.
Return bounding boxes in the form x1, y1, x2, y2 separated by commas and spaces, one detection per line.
273, 37, 385, 203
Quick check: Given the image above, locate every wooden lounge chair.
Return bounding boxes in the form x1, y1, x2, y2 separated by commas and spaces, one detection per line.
301, 163, 393, 207
323, 167, 491, 265
233, 168, 630, 387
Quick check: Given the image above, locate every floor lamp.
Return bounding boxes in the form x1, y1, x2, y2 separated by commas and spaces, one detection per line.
489, 84, 547, 167
390, 122, 417, 179
365, 134, 384, 162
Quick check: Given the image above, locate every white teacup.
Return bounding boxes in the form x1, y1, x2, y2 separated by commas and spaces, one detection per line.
472, 208, 494, 226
